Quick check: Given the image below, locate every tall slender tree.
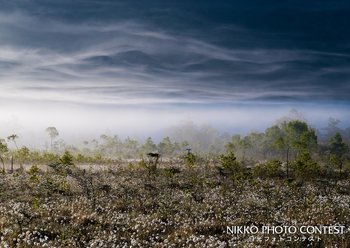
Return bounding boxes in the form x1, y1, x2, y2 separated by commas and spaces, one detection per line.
46, 127, 59, 151
329, 132, 349, 174
0, 139, 8, 172
7, 134, 19, 171
7, 134, 19, 149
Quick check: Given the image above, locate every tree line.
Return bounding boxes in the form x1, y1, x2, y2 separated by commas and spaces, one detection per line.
0, 114, 349, 178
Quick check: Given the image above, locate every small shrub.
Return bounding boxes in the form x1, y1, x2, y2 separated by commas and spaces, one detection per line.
218, 151, 242, 172
127, 162, 135, 169
253, 160, 282, 178
344, 160, 350, 175
58, 178, 70, 194
28, 165, 40, 185
139, 157, 158, 176
163, 167, 181, 179
32, 196, 40, 209
41, 152, 60, 164
292, 152, 320, 180
138, 158, 147, 168
60, 151, 74, 167
76, 153, 85, 163
184, 152, 196, 168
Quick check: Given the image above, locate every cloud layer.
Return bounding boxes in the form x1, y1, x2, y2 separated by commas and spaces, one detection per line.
0, 1, 350, 106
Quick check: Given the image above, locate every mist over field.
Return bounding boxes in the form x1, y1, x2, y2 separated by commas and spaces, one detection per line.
0, 103, 349, 149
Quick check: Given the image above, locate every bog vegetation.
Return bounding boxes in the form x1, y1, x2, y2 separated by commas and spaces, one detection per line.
0, 112, 349, 247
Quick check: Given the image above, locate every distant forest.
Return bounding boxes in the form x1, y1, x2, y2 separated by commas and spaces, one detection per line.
0, 110, 349, 178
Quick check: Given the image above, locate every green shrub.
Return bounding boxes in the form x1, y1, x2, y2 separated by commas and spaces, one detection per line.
292, 152, 320, 180
217, 152, 246, 183
28, 165, 40, 185
163, 167, 181, 179
138, 158, 147, 169
76, 153, 85, 163
41, 152, 60, 164
218, 151, 242, 172
60, 151, 74, 167
253, 160, 282, 178
184, 152, 196, 168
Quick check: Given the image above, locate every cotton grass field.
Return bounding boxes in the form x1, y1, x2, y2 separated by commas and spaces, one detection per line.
0, 160, 349, 248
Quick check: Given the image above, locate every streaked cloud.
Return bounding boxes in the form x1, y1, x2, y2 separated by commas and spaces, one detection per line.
1, 3, 350, 105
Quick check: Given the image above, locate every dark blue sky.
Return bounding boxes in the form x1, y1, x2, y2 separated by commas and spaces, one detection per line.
0, 0, 349, 142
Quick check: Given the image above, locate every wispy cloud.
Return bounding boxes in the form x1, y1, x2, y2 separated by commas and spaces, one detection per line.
1, 9, 349, 106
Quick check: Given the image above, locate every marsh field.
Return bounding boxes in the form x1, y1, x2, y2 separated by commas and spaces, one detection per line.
1, 119, 350, 247
0, 158, 349, 248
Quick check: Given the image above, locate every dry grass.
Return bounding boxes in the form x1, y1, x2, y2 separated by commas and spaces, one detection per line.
0, 162, 349, 247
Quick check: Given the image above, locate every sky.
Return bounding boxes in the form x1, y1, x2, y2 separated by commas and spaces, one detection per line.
0, 0, 349, 146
